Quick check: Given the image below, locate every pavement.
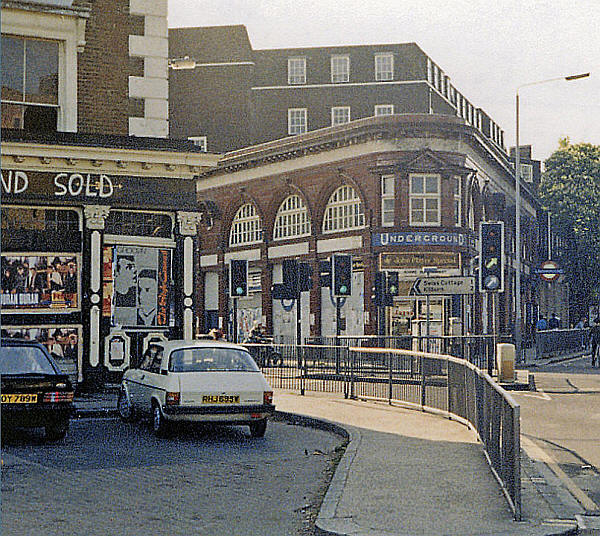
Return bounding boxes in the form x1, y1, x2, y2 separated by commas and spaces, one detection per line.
73, 384, 587, 536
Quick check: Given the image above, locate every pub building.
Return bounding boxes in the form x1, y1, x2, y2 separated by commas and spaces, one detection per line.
1, 131, 218, 389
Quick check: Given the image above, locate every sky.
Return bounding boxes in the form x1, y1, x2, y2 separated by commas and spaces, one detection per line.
168, 0, 599, 164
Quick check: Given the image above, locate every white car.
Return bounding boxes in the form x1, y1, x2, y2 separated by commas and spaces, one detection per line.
118, 340, 275, 438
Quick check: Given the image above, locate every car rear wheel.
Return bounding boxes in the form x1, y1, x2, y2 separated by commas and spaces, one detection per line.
249, 419, 267, 438
118, 387, 136, 422
152, 403, 170, 438
45, 419, 69, 441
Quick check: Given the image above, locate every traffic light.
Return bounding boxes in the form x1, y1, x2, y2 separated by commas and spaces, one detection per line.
332, 254, 352, 297
373, 271, 386, 306
479, 221, 504, 292
229, 259, 248, 297
386, 272, 399, 298
282, 259, 299, 297
298, 262, 313, 292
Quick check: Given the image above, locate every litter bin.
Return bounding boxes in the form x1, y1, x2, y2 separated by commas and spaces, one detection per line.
496, 343, 515, 382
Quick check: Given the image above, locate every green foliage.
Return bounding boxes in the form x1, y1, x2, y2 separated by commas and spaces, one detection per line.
538, 139, 600, 313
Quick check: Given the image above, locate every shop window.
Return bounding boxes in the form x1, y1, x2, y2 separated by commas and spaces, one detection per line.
229, 204, 263, 246
273, 195, 311, 240
105, 211, 173, 239
2, 206, 80, 232
1, 35, 59, 132
409, 174, 440, 226
322, 185, 365, 233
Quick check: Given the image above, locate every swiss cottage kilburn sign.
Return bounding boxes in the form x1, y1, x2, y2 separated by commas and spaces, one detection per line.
372, 231, 476, 249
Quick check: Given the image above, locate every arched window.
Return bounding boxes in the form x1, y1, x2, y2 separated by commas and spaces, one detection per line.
322, 185, 365, 233
229, 204, 263, 247
273, 195, 311, 240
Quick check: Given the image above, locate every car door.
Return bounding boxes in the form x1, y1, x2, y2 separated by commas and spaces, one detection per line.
137, 345, 165, 414
131, 344, 163, 413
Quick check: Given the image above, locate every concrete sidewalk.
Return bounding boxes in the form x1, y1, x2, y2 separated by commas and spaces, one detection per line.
73, 389, 581, 536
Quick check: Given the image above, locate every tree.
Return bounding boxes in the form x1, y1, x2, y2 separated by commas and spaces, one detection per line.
538, 139, 600, 320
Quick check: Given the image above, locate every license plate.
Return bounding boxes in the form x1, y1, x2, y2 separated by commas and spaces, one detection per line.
1, 393, 38, 404
202, 395, 240, 404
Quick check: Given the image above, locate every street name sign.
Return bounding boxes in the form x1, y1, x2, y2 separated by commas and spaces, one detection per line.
411, 276, 475, 296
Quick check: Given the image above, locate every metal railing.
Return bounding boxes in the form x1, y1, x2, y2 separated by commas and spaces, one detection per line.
535, 328, 589, 359
242, 341, 521, 520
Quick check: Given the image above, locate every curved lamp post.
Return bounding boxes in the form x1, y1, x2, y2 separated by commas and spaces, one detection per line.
514, 72, 590, 361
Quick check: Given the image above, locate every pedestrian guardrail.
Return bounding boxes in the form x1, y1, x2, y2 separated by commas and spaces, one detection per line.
535, 328, 589, 359
242, 341, 521, 520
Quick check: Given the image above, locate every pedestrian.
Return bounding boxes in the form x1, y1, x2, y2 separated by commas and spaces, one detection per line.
590, 318, 600, 367
536, 315, 548, 332
548, 313, 560, 330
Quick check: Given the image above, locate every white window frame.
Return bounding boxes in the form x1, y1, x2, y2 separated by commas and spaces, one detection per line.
288, 108, 307, 135
381, 175, 395, 227
188, 136, 207, 152
331, 106, 351, 126
520, 163, 533, 183
409, 173, 441, 226
229, 204, 263, 247
374, 104, 394, 116
322, 185, 365, 233
452, 176, 462, 227
273, 195, 311, 240
2, 10, 84, 132
287, 57, 306, 85
375, 53, 394, 81
331, 55, 349, 83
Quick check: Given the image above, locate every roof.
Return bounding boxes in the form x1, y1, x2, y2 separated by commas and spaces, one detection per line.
169, 25, 253, 64
156, 339, 249, 354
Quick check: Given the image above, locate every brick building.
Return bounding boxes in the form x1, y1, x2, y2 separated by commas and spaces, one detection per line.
168, 25, 506, 155
195, 114, 539, 343
1, 0, 218, 388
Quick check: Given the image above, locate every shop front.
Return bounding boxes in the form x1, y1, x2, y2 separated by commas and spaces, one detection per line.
1, 134, 218, 389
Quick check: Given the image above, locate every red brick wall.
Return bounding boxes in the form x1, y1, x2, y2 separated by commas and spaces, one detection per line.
77, 0, 132, 134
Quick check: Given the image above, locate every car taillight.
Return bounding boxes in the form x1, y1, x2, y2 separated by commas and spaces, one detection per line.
43, 391, 74, 403
263, 391, 273, 405
166, 392, 180, 405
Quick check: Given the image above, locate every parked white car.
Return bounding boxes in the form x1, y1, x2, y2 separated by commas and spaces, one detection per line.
118, 340, 275, 437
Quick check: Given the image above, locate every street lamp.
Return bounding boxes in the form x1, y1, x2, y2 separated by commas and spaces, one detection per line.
514, 71, 590, 361
168, 56, 197, 70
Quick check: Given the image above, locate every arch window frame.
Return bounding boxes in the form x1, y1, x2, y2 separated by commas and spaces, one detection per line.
229, 203, 263, 247
322, 185, 365, 234
273, 194, 311, 241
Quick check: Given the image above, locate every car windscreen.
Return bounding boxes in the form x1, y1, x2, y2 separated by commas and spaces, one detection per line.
0, 345, 57, 375
169, 347, 260, 373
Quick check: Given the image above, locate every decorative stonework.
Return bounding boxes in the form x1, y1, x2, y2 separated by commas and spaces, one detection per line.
84, 205, 110, 229
177, 211, 203, 236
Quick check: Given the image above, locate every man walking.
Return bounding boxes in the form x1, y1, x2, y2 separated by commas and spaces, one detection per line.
590, 318, 600, 367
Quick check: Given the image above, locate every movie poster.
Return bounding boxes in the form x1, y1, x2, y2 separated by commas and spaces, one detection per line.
111, 246, 170, 328
1, 254, 80, 312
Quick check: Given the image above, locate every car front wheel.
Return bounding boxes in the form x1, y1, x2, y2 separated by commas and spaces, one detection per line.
118, 387, 136, 423
45, 419, 69, 441
152, 403, 170, 437
249, 419, 267, 438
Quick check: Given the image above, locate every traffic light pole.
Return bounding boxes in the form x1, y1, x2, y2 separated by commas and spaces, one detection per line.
296, 295, 302, 345
232, 297, 238, 343
336, 297, 341, 343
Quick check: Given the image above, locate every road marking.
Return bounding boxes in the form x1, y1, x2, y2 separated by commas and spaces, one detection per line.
521, 435, 598, 512
521, 388, 552, 401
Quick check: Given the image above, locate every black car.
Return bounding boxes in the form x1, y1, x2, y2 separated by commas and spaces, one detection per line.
1, 338, 74, 441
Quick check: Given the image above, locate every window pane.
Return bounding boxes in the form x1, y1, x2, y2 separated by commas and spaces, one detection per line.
411, 176, 424, 194
1, 36, 24, 101
382, 176, 394, 194
412, 198, 424, 210
425, 198, 438, 210
425, 177, 438, 194
25, 39, 58, 105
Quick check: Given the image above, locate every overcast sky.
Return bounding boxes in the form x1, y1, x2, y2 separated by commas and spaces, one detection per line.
168, 0, 599, 163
